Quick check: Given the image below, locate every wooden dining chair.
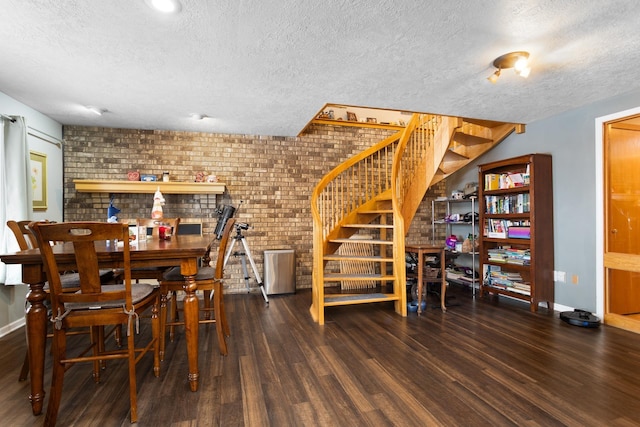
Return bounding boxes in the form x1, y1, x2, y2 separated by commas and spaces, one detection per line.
6, 220, 114, 382
158, 218, 235, 358
129, 218, 181, 282
29, 221, 160, 426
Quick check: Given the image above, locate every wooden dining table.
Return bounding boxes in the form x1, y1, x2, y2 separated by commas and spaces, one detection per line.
0, 234, 213, 416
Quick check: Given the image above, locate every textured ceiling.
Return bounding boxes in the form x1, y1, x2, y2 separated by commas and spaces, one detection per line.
1, 0, 639, 137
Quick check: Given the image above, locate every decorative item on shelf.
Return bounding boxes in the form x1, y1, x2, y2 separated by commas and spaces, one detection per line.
162, 171, 170, 182
445, 213, 461, 223
141, 174, 157, 182
463, 182, 478, 198
462, 234, 478, 253
366, 117, 377, 123
195, 171, 205, 182
317, 110, 333, 120
451, 190, 464, 200
463, 212, 479, 223
347, 111, 357, 121
206, 174, 218, 183
151, 187, 164, 219
127, 170, 140, 181
107, 195, 120, 223
445, 235, 458, 250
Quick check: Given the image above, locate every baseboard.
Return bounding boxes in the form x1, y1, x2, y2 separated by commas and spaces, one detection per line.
0, 317, 25, 339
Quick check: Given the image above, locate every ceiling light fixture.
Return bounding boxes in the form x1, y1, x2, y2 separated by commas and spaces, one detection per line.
144, 0, 182, 14
487, 51, 531, 83
190, 113, 207, 120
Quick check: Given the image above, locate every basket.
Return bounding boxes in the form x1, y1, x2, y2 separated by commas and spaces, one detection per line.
425, 266, 439, 280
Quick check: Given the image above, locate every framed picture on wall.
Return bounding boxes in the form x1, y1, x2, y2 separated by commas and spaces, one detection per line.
30, 151, 47, 210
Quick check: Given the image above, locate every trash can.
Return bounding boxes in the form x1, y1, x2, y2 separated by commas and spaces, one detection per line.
263, 249, 295, 295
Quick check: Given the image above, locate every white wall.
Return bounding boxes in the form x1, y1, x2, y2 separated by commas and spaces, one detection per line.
446, 88, 640, 314
0, 91, 63, 336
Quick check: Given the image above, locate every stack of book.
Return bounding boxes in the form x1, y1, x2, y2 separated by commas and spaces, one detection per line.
486, 270, 531, 295
487, 247, 530, 265
504, 248, 530, 265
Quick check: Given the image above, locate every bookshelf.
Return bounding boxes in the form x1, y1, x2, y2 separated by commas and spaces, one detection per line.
478, 154, 554, 312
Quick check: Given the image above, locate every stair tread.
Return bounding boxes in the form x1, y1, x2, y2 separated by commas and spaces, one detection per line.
359, 209, 393, 214
324, 293, 400, 306
324, 254, 394, 262
343, 223, 394, 229
323, 273, 396, 281
330, 238, 392, 245
454, 131, 493, 146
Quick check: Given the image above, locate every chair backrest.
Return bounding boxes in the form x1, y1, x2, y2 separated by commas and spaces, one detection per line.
177, 222, 202, 236
214, 219, 235, 280
7, 220, 39, 250
136, 218, 181, 238
30, 221, 132, 310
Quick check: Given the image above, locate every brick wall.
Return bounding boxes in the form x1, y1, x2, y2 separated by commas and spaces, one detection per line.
63, 124, 446, 293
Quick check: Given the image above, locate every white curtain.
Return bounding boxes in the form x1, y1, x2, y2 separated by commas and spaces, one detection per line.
0, 116, 32, 285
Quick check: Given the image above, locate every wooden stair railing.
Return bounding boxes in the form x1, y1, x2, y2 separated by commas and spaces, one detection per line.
310, 113, 524, 325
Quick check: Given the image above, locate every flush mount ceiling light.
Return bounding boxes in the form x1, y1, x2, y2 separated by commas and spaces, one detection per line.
190, 113, 207, 120
487, 51, 531, 84
144, 0, 182, 14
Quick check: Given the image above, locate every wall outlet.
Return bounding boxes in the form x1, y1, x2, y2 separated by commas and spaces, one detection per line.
554, 270, 566, 282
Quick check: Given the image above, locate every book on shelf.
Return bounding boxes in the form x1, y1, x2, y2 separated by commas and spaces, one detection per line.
483, 172, 527, 190
484, 219, 531, 240
484, 194, 530, 214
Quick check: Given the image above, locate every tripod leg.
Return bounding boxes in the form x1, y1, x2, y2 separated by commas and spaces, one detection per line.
239, 254, 251, 293
240, 238, 269, 303
223, 236, 237, 267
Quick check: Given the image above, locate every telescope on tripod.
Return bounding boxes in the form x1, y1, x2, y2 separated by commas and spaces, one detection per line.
214, 202, 269, 303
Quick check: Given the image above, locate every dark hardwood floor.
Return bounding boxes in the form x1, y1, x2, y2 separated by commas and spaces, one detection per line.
2, 284, 640, 426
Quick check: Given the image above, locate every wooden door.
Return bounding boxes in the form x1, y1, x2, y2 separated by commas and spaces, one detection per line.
605, 117, 640, 315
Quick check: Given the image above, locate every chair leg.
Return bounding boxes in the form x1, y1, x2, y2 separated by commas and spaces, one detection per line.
169, 290, 179, 342
126, 320, 138, 424
44, 329, 67, 427
19, 351, 29, 381
91, 326, 102, 382
152, 298, 160, 377
114, 324, 122, 347
203, 290, 212, 320
159, 288, 169, 361
213, 282, 228, 356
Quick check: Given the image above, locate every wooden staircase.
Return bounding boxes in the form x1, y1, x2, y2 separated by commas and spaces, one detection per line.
310, 113, 524, 324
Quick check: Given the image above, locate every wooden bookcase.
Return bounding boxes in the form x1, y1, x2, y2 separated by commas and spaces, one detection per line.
478, 153, 554, 312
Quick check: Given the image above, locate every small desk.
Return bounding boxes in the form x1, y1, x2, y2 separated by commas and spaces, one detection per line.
405, 244, 447, 315
1, 235, 212, 415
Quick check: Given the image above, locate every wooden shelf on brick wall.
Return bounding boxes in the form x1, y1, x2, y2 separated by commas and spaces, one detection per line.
73, 180, 226, 195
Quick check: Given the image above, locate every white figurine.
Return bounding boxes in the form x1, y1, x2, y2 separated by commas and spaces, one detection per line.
151, 187, 165, 219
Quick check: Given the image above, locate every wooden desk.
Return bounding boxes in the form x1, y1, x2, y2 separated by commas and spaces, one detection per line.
0, 235, 212, 415
405, 244, 447, 315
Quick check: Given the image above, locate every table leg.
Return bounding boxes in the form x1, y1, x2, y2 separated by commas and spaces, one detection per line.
25, 282, 48, 415
417, 250, 424, 315
440, 249, 447, 312
181, 259, 199, 392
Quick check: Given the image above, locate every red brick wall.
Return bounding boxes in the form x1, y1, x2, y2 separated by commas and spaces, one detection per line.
63, 124, 445, 292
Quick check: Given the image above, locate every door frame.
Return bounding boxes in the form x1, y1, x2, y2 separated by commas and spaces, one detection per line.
595, 105, 640, 320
